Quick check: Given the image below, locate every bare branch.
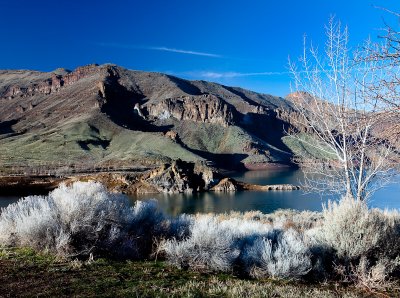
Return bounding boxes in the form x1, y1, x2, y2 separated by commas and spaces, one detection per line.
288, 16, 397, 201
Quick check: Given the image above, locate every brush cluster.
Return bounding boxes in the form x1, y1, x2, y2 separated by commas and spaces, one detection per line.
1, 182, 399, 289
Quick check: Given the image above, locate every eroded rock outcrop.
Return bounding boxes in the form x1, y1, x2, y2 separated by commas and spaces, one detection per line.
146, 94, 237, 127
143, 159, 217, 193
1, 64, 101, 99
164, 130, 179, 142
211, 178, 237, 192
62, 64, 100, 86
64, 160, 218, 194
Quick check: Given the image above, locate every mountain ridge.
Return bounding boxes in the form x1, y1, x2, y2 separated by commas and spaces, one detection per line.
0, 63, 298, 173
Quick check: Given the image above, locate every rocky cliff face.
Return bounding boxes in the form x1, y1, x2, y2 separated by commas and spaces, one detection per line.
1, 64, 101, 99
146, 94, 237, 127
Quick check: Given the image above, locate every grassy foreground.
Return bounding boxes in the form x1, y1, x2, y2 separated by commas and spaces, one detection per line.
0, 248, 390, 298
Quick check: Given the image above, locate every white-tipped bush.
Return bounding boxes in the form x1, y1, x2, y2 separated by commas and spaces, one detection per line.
0, 195, 60, 250
352, 256, 398, 290
161, 216, 312, 278
162, 215, 312, 273
161, 215, 274, 272
264, 209, 323, 231
306, 195, 400, 289
316, 196, 399, 260
0, 182, 167, 259
242, 229, 312, 279
161, 216, 241, 272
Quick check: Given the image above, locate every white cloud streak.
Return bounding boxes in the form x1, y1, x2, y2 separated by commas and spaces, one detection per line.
196, 71, 290, 79
95, 42, 221, 58
149, 47, 221, 58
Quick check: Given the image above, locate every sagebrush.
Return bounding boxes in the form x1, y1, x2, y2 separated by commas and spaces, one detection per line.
1, 181, 399, 289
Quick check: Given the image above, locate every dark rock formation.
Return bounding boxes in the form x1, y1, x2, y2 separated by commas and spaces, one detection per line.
142, 159, 217, 193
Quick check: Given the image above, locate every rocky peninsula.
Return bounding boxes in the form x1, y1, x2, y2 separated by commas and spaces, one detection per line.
0, 160, 299, 196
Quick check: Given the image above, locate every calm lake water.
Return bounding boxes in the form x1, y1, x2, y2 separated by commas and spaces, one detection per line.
1, 169, 399, 215
131, 169, 400, 215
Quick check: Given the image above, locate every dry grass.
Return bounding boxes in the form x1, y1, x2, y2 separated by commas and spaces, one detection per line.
0, 247, 379, 298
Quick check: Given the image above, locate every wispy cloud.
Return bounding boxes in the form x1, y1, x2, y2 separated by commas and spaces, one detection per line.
194, 71, 290, 79
95, 42, 221, 58
148, 46, 221, 58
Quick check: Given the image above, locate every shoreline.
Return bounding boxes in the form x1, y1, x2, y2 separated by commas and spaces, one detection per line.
0, 169, 301, 197
0, 175, 66, 196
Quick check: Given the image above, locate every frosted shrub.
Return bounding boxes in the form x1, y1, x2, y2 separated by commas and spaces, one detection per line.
317, 196, 398, 260
161, 215, 272, 272
51, 182, 129, 235
242, 229, 312, 279
308, 195, 400, 288
161, 215, 312, 279
51, 182, 135, 257
0, 196, 60, 250
0, 182, 167, 259
264, 210, 323, 231
161, 216, 240, 272
160, 214, 193, 240
218, 210, 323, 231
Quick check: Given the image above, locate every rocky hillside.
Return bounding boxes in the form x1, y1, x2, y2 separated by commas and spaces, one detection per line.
0, 64, 298, 173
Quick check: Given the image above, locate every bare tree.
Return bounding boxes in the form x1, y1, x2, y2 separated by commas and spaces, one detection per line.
288, 17, 397, 201
359, 8, 400, 139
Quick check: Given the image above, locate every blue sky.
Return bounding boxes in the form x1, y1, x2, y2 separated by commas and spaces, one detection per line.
1, 0, 400, 96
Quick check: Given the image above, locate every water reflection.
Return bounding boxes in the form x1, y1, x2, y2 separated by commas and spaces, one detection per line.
1, 169, 399, 216
369, 182, 400, 211
131, 190, 326, 216
0, 196, 20, 209
129, 169, 329, 216
229, 168, 302, 185
130, 169, 400, 216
